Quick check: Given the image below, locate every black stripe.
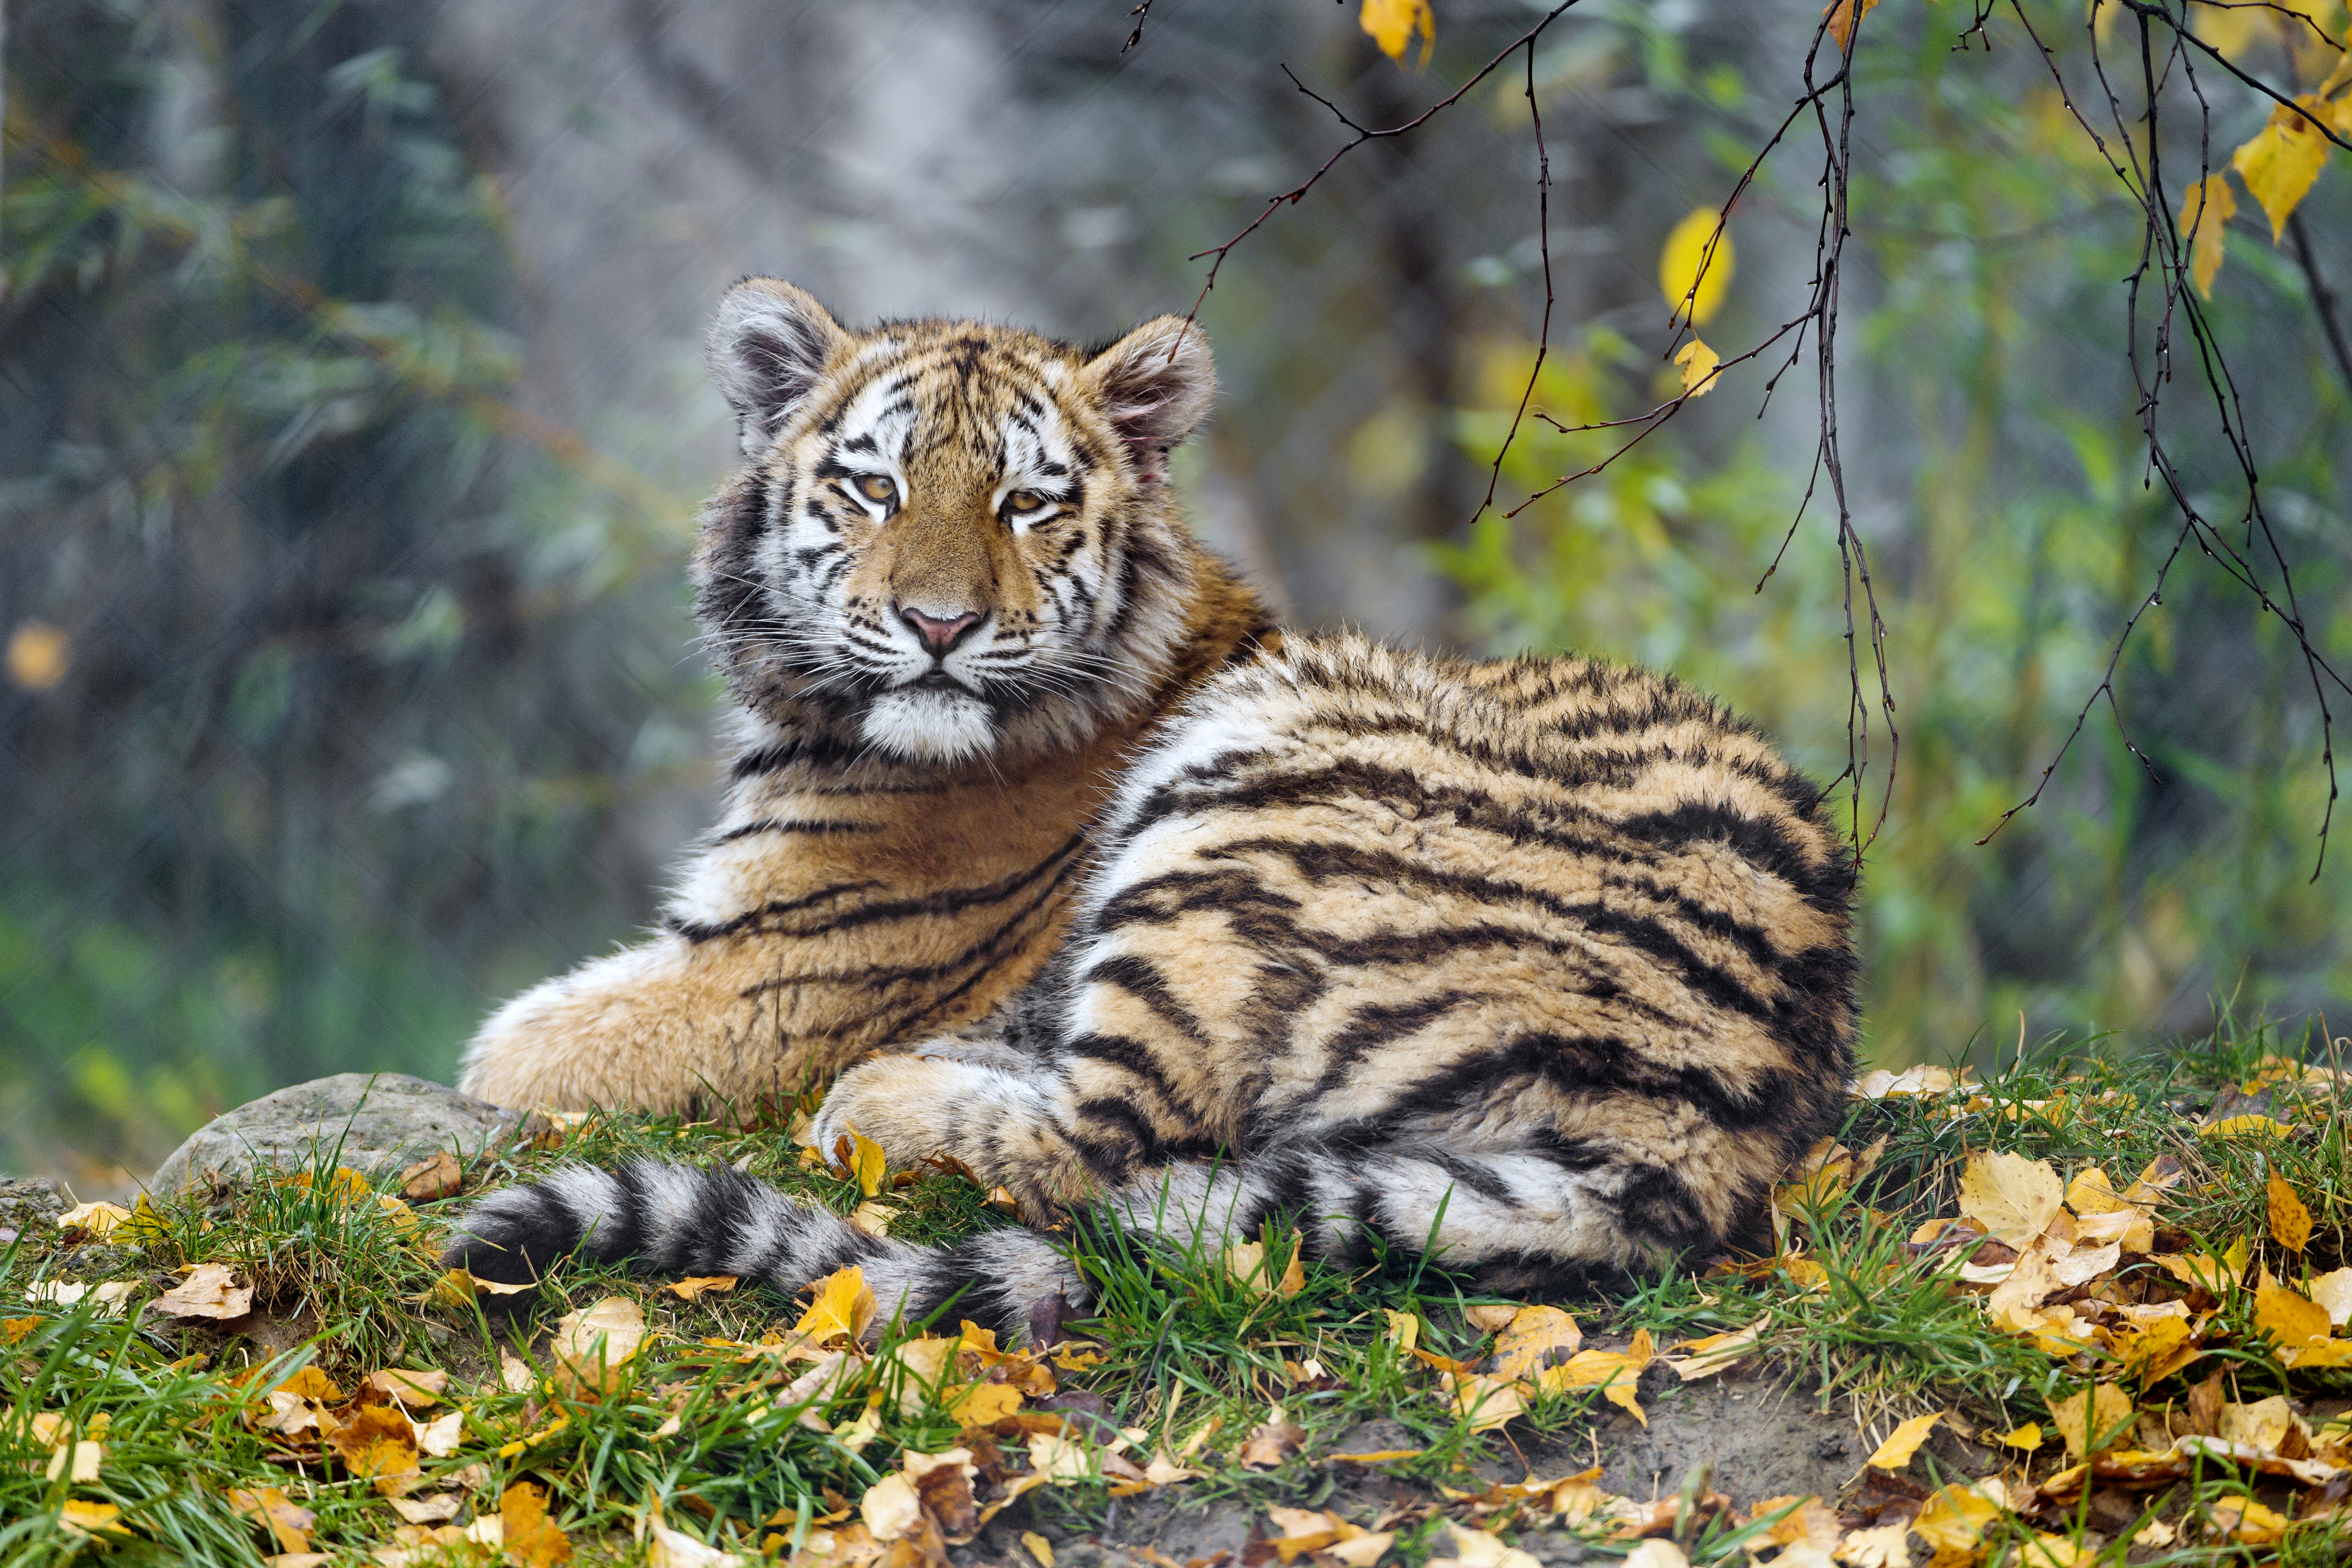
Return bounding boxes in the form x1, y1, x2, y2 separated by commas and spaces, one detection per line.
713, 817, 882, 843
673, 829, 1086, 945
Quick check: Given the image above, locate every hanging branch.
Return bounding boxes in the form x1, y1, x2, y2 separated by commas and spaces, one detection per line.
1145, 0, 2344, 872
1980, 0, 2349, 877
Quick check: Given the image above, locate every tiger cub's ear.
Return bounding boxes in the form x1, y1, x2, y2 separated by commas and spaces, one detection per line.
1082, 316, 1216, 485
710, 278, 853, 457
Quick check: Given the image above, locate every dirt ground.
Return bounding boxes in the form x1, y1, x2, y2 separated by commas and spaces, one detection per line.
945, 1366, 2000, 1568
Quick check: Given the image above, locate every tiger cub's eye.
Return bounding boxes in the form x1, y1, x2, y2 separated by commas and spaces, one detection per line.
1004, 490, 1047, 515
857, 474, 897, 504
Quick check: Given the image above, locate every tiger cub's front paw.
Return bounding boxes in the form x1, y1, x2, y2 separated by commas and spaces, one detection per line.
804, 1056, 962, 1170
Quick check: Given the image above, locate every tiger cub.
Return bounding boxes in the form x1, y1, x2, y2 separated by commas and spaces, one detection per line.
449, 282, 1859, 1327
457, 280, 1276, 1113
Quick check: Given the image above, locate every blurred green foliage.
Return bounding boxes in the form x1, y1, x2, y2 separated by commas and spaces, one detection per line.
0, 0, 711, 1183
1437, 1, 2352, 1062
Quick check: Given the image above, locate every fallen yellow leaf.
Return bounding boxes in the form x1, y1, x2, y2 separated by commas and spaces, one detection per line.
1491, 1305, 1582, 1380
2209, 1495, 2292, 1546
363, 1368, 449, 1409
665, 1276, 740, 1301
1957, 1151, 2064, 1249
1912, 1482, 2001, 1567
1022, 1530, 1056, 1567
2200, 1113, 2298, 1139
2255, 1274, 2331, 1355
2269, 1173, 2314, 1252
2048, 1383, 2132, 1460
501, 1484, 572, 1568
229, 1485, 316, 1553
328, 1402, 422, 1497
58, 1200, 133, 1239
550, 1296, 648, 1394
1998, 1423, 2044, 1450
57, 1499, 129, 1541
2311, 1266, 2352, 1326
1382, 1309, 1422, 1352
795, 1266, 877, 1346
153, 1261, 254, 1320
1447, 1372, 1526, 1433
1865, 1410, 1945, 1470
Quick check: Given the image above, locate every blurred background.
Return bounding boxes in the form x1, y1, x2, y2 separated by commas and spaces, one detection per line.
4, 0, 2348, 1189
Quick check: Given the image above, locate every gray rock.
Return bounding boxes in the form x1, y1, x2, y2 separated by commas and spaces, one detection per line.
0, 1176, 68, 1247
149, 1073, 525, 1196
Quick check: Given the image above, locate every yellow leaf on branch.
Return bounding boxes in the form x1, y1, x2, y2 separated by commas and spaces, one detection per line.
1659, 208, 1734, 326
2175, 172, 2236, 298
1361, 0, 1435, 66
1824, 0, 1879, 54
2232, 99, 2335, 241
1673, 340, 1721, 400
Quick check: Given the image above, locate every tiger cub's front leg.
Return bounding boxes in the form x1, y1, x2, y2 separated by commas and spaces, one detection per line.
806, 1052, 1099, 1217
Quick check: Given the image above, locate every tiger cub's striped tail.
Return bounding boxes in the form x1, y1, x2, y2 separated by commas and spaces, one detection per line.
441, 1162, 1087, 1345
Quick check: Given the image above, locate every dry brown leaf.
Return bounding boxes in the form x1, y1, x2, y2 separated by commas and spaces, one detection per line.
1491, 1305, 1582, 1381
2311, 1266, 2352, 1328
1237, 1418, 1307, 1468
363, 1368, 449, 1408
1835, 1523, 1912, 1568
1437, 1523, 1544, 1568
1463, 1304, 1517, 1333
414, 1409, 464, 1458
1666, 1320, 1766, 1380
550, 1296, 648, 1394
230, 1486, 316, 1553
396, 1150, 463, 1203
386, 1494, 462, 1525
153, 1262, 254, 1320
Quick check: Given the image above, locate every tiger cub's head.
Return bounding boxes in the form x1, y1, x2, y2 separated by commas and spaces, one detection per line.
694, 278, 1216, 766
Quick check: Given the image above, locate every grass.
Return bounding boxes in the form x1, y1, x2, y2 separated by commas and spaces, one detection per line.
7, 1018, 2352, 1565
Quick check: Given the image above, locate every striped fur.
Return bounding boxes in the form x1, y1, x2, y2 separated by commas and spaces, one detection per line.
450, 622, 1859, 1340
458, 280, 1276, 1113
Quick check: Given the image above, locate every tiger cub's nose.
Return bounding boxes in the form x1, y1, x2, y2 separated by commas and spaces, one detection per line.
900, 606, 983, 656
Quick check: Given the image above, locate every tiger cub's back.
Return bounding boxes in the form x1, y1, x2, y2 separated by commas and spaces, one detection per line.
1045, 632, 1858, 1258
